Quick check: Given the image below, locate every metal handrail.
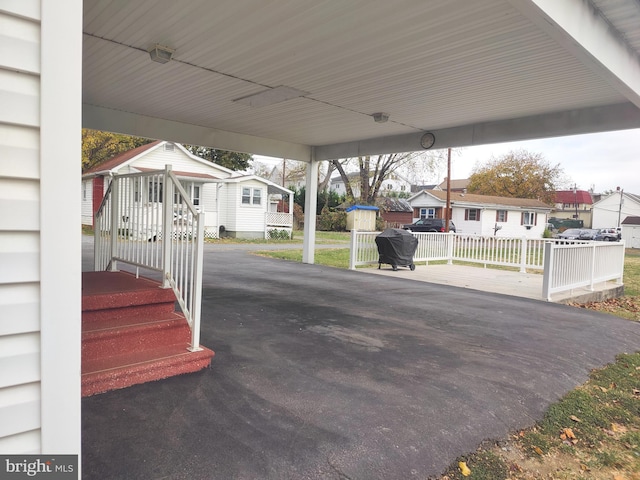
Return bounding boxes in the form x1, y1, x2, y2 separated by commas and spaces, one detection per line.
94, 165, 204, 351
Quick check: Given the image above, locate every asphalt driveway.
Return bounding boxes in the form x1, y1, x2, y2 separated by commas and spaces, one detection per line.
82, 240, 640, 479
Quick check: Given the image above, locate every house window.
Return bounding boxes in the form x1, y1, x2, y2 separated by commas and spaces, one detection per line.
387, 184, 393, 190
252, 188, 262, 205
420, 208, 435, 219
164, 143, 175, 152
400, 185, 405, 191
465, 209, 480, 221
242, 187, 262, 206
521, 211, 537, 226
242, 187, 251, 204
149, 180, 163, 203
192, 185, 200, 206
496, 210, 507, 222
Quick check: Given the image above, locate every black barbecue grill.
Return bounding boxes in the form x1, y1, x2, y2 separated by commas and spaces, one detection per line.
375, 228, 418, 271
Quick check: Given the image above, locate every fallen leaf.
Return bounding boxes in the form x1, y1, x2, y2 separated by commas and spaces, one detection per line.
533, 446, 543, 456
458, 461, 471, 477
570, 415, 582, 422
563, 428, 576, 439
611, 423, 628, 433
560, 432, 567, 440
633, 388, 640, 396
580, 463, 590, 471
598, 386, 608, 393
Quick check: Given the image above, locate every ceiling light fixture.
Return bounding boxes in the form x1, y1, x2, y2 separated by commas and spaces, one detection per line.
148, 44, 175, 64
233, 86, 309, 108
372, 112, 389, 123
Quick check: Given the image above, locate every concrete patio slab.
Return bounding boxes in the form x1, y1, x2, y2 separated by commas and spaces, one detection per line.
362, 262, 623, 304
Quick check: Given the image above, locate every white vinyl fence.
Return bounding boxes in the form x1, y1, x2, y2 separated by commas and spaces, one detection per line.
349, 230, 625, 301
542, 240, 625, 301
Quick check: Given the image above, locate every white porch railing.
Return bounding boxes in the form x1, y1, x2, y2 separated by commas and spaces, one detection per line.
542, 240, 625, 301
349, 231, 548, 271
94, 166, 205, 352
265, 211, 293, 239
349, 230, 625, 301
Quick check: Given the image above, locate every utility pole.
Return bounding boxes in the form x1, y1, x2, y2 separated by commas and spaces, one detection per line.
573, 184, 579, 222
617, 187, 624, 228
282, 158, 286, 187
445, 148, 451, 232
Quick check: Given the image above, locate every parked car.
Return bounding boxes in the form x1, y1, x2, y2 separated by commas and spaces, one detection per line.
594, 228, 621, 241
556, 228, 597, 240
403, 218, 456, 233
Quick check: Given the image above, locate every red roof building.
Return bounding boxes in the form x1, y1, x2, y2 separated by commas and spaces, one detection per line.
551, 190, 594, 227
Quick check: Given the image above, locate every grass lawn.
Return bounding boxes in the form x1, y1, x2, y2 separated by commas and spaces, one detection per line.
206, 230, 351, 245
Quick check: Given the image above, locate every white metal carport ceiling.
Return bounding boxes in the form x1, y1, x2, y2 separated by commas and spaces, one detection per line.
82, 0, 640, 162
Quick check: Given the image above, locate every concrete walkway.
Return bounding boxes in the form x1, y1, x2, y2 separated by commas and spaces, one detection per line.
363, 262, 622, 304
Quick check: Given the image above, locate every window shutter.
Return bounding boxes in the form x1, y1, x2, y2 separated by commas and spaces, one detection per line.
534, 213, 537, 226
465, 209, 469, 221
521, 212, 524, 225
495, 211, 499, 222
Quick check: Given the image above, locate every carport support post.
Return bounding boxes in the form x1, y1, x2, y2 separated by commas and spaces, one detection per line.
349, 229, 357, 270
302, 159, 319, 264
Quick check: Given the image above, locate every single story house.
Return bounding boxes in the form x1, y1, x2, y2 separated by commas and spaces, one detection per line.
408, 190, 552, 238
82, 141, 293, 239
592, 190, 640, 229
375, 197, 414, 227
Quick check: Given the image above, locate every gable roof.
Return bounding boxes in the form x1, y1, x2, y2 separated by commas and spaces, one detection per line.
376, 197, 413, 213
554, 190, 593, 204
410, 189, 552, 210
82, 141, 239, 178
83, 140, 162, 174
622, 216, 640, 225
592, 191, 640, 207
438, 178, 470, 190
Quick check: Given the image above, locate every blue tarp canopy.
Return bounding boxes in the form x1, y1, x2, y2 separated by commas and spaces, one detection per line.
345, 205, 379, 212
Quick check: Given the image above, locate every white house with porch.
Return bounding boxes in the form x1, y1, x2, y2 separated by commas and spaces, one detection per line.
82, 141, 293, 239
2, 0, 640, 469
408, 190, 552, 238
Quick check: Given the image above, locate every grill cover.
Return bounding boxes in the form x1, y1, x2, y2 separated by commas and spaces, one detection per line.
375, 228, 418, 266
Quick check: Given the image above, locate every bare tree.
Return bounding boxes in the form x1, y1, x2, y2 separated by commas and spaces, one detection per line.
332, 151, 434, 204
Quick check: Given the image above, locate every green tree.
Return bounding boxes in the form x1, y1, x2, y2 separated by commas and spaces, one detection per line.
184, 145, 252, 171
82, 129, 152, 171
467, 150, 564, 204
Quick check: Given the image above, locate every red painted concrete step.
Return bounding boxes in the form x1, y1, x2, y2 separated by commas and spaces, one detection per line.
81, 271, 214, 397
82, 312, 191, 362
82, 343, 214, 397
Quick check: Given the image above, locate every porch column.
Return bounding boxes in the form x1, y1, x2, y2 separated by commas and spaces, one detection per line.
302, 159, 319, 264
40, 0, 83, 457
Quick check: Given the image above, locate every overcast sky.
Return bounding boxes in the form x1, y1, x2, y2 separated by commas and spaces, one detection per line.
254, 128, 640, 194
450, 128, 640, 194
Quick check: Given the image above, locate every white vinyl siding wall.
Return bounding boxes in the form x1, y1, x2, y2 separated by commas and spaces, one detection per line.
0, 0, 82, 456
132, 145, 234, 179
0, 3, 43, 453
235, 180, 266, 233
81, 179, 94, 225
